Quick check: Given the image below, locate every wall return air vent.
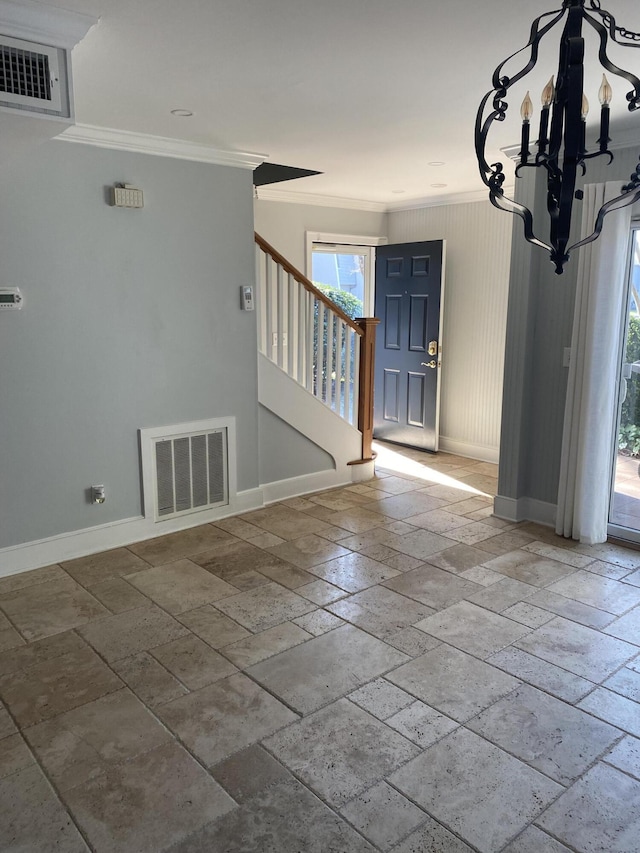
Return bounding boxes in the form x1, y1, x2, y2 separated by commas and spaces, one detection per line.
0, 35, 69, 116
140, 418, 236, 523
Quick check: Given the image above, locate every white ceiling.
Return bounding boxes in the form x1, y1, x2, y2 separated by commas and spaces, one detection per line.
45, 0, 640, 207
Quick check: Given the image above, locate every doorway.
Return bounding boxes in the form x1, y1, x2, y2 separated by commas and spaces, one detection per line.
609, 224, 640, 540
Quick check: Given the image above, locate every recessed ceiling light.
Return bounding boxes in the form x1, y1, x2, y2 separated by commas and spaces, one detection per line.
428, 161, 445, 166
171, 109, 193, 117
431, 183, 447, 188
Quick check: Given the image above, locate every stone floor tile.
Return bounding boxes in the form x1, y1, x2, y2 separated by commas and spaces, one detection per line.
306, 552, 400, 592
0, 576, 108, 641
444, 521, 507, 545
348, 677, 415, 720
0, 564, 67, 596
502, 602, 555, 628
221, 622, 311, 668
386, 644, 520, 722
0, 765, 89, 852
546, 570, 640, 615
340, 780, 426, 850
584, 559, 632, 580
77, 604, 190, 662
414, 600, 531, 659
62, 741, 235, 853
156, 673, 297, 766
336, 527, 406, 552
241, 505, 332, 540
526, 588, 615, 629
111, 652, 188, 707
386, 699, 459, 748
383, 564, 480, 610
125, 559, 237, 614
214, 582, 316, 632
190, 539, 284, 581
25, 688, 172, 791
150, 634, 237, 690
442, 496, 493, 517
0, 644, 122, 727
227, 570, 270, 590
0, 630, 86, 678
264, 698, 419, 806
328, 586, 435, 639
468, 684, 620, 784
603, 666, 640, 701
603, 606, 640, 645
574, 541, 640, 570
385, 626, 442, 657
127, 524, 233, 566
537, 763, 640, 852
382, 552, 424, 572
488, 647, 595, 703
245, 530, 286, 547
176, 604, 251, 647
390, 727, 562, 853
404, 509, 471, 533
213, 516, 265, 540
247, 624, 409, 714
88, 577, 150, 613
603, 735, 640, 779
482, 551, 574, 586
0, 703, 17, 738
514, 617, 637, 681
623, 566, 640, 585
459, 566, 505, 586
265, 533, 350, 569
465, 576, 538, 613
255, 562, 316, 589
166, 778, 376, 853
295, 578, 347, 605
382, 528, 455, 560
521, 540, 595, 569
62, 548, 149, 588
364, 492, 446, 521
577, 687, 640, 737
425, 543, 492, 574
0, 626, 24, 652
291, 609, 344, 636
502, 825, 572, 852
0, 733, 34, 779
476, 530, 537, 556
390, 817, 474, 853
211, 743, 292, 803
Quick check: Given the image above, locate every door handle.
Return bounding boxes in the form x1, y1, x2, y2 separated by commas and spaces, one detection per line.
421, 361, 437, 369
428, 340, 438, 356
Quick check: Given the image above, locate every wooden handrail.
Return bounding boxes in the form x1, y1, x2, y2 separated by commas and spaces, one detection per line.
255, 232, 364, 335
354, 317, 380, 462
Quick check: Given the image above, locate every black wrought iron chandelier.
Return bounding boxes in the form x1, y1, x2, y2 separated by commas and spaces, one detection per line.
475, 0, 640, 274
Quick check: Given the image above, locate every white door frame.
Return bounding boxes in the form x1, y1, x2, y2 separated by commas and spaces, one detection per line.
306, 231, 387, 317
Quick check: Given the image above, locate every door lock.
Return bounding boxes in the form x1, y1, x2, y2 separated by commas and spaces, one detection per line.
421, 360, 437, 369
428, 340, 438, 356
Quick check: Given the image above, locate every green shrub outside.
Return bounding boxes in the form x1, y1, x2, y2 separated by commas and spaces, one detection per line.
313, 284, 363, 417
619, 313, 640, 456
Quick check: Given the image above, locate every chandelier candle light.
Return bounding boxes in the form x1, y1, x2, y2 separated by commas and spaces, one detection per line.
475, 0, 640, 273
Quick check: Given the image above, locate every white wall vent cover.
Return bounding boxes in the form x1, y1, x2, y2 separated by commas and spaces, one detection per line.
0, 35, 68, 116
140, 417, 237, 523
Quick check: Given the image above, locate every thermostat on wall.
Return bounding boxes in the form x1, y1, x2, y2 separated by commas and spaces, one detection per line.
0, 288, 23, 310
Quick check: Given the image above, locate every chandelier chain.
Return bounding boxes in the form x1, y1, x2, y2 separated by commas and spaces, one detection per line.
589, 1, 640, 44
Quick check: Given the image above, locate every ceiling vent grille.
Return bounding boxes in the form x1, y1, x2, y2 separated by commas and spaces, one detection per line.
0, 35, 66, 116
140, 418, 235, 523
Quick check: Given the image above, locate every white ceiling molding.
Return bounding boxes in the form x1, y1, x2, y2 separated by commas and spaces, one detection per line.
386, 188, 509, 212
0, 0, 97, 49
57, 124, 266, 170
256, 186, 387, 213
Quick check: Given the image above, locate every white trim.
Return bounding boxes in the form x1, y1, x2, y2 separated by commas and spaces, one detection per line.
57, 124, 266, 170
306, 232, 388, 247
493, 495, 557, 527
0, 0, 97, 49
0, 487, 264, 579
256, 187, 387, 212
438, 436, 499, 464
262, 469, 354, 504
433, 240, 447, 453
386, 189, 508, 211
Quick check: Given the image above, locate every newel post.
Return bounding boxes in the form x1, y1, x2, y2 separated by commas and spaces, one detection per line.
354, 317, 380, 462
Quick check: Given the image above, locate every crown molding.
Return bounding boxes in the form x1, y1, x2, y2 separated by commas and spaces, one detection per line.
57, 124, 266, 170
385, 188, 500, 212
256, 187, 387, 212
0, 0, 97, 49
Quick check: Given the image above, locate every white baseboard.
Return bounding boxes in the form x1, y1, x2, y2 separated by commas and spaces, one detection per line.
494, 495, 557, 527
261, 468, 353, 504
439, 437, 499, 464
0, 488, 264, 580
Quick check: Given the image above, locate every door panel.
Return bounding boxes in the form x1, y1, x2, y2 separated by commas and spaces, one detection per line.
373, 240, 444, 452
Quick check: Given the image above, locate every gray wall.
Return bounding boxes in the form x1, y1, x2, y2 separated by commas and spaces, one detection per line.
498, 144, 640, 507
0, 141, 258, 548
258, 406, 333, 484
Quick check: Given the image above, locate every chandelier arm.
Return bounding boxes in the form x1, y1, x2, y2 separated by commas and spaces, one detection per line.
566, 181, 640, 255
583, 10, 640, 110
589, 1, 640, 46
487, 184, 553, 254
490, 8, 566, 92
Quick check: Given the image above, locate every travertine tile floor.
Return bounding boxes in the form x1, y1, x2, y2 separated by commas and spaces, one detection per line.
1, 442, 640, 852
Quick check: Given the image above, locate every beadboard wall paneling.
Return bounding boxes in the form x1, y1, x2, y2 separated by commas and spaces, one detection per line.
388, 201, 513, 460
